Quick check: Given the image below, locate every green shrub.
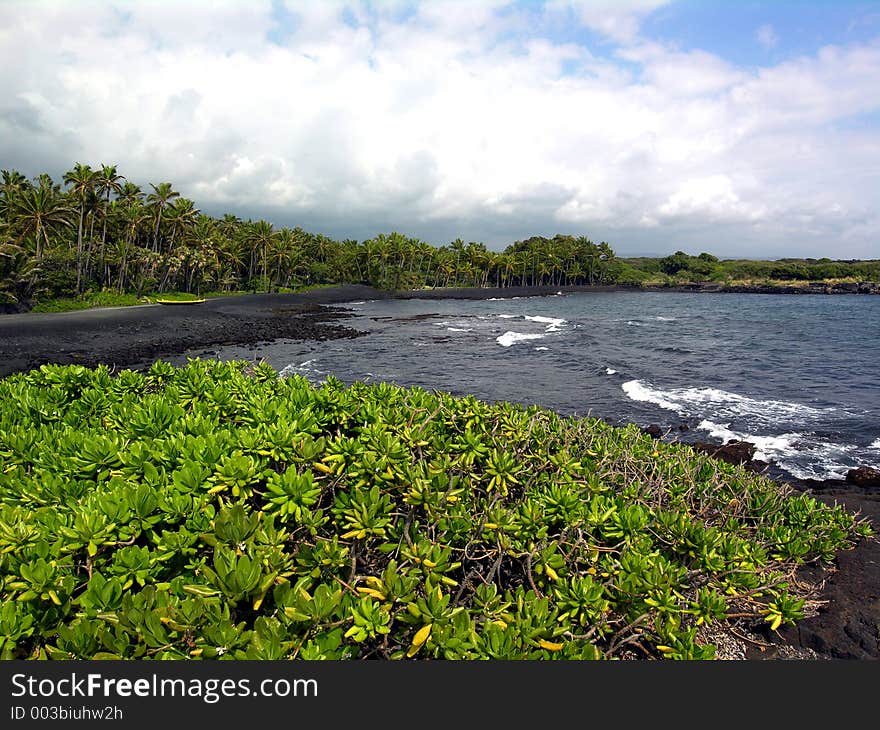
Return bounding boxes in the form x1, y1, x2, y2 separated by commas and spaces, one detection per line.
0, 361, 869, 660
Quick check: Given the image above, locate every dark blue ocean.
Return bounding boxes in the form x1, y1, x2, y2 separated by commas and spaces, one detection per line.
197, 292, 880, 481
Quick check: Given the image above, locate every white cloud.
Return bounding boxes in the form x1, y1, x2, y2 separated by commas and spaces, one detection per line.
756, 23, 779, 49
549, 0, 672, 43
0, 1, 878, 257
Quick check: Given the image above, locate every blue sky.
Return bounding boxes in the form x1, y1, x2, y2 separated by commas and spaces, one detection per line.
1, 0, 879, 258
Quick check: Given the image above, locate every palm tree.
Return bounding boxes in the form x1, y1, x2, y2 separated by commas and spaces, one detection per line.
157, 198, 199, 292
251, 220, 276, 290
63, 163, 97, 294
146, 182, 179, 253
165, 198, 199, 249
115, 200, 148, 293
12, 180, 73, 261
118, 181, 143, 205
271, 228, 298, 290
186, 215, 219, 293
91, 164, 125, 285
1, 170, 28, 212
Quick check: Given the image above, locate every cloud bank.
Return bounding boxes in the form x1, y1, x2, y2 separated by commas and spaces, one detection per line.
1, 0, 878, 257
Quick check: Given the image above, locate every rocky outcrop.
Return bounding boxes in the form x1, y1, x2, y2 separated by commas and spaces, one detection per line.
846, 466, 880, 488
640, 424, 662, 439
690, 439, 760, 466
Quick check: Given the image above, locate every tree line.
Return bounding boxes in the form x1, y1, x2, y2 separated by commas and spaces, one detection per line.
0, 165, 620, 306
3, 164, 877, 308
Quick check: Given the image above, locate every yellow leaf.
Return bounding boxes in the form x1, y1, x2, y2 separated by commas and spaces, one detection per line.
356, 587, 386, 601
406, 624, 433, 657
538, 639, 563, 652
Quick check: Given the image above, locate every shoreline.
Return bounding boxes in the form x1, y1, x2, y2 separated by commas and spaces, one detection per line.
394, 282, 880, 299
0, 283, 877, 659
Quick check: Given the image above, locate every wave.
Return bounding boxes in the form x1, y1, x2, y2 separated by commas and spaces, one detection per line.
447, 327, 472, 332
280, 358, 326, 382
871, 439, 880, 450
621, 380, 861, 480
620, 380, 830, 422
493, 314, 568, 346
697, 420, 862, 480
625, 320, 642, 326
653, 316, 676, 321
605, 368, 617, 375
525, 315, 566, 332
496, 331, 546, 347
535, 346, 549, 351
697, 420, 803, 462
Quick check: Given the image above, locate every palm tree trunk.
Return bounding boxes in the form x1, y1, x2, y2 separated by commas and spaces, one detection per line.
75, 205, 85, 295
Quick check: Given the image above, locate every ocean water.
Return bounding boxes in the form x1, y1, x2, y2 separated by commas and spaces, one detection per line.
200, 291, 880, 482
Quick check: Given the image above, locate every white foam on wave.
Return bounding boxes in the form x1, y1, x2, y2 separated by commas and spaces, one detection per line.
623, 379, 860, 480
697, 420, 802, 462
525, 315, 566, 332
447, 327, 472, 332
698, 420, 861, 480
871, 439, 880, 450
496, 331, 545, 347
621, 380, 680, 410
535, 346, 549, 351
605, 368, 617, 375
626, 320, 642, 326
653, 316, 675, 321
620, 380, 829, 421
280, 358, 326, 382
493, 314, 568, 347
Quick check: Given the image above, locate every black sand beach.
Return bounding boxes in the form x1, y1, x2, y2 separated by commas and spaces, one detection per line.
1, 284, 877, 659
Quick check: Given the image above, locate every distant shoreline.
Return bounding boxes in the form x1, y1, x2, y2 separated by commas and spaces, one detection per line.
3, 281, 878, 377
393, 281, 880, 299
2, 279, 878, 319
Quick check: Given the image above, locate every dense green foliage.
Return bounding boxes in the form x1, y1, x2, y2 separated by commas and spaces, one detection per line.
623, 251, 880, 285
0, 166, 618, 306
0, 361, 868, 660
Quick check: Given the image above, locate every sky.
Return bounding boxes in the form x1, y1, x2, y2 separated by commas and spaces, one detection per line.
1, 0, 879, 258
